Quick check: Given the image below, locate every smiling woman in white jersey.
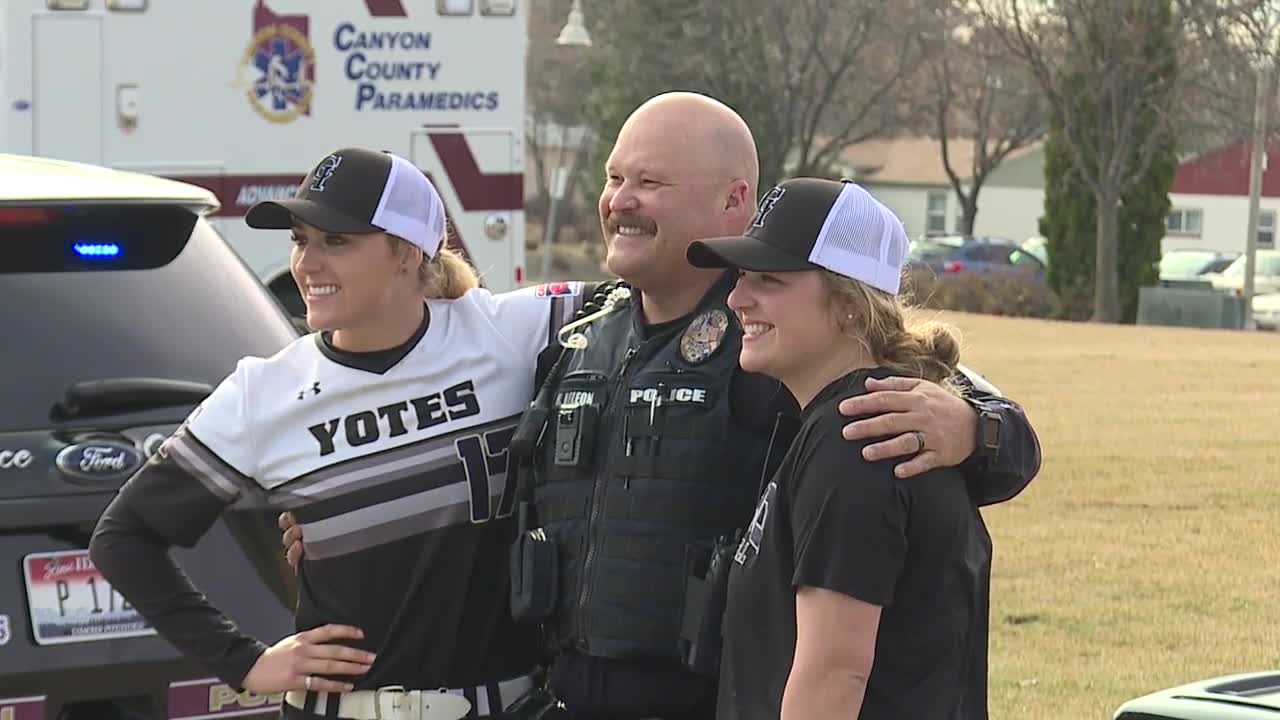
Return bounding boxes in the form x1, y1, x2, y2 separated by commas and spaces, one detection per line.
90, 148, 589, 720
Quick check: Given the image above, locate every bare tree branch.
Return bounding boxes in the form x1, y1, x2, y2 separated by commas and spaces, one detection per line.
928, 1, 1047, 233
977, 0, 1180, 321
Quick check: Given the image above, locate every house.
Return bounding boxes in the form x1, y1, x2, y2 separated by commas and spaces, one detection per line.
527, 120, 1277, 260
836, 134, 1280, 258
1167, 139, 1280, 255
832, 136, 1045, 243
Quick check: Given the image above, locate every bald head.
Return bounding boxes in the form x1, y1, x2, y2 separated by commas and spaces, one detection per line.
620, 92, 759, 198
599, 92, 761, 315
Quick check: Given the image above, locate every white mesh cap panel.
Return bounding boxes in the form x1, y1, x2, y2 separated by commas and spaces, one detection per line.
807, 183, 909, 294
371, 153, 447, 257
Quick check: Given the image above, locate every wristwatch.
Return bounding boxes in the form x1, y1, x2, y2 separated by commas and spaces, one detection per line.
968, 401, 1002, 462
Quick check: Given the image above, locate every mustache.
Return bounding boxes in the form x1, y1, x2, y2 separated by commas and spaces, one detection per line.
605, 213, 657, 235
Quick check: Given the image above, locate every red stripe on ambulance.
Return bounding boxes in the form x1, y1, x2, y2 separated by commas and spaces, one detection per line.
362, 0, 408, 17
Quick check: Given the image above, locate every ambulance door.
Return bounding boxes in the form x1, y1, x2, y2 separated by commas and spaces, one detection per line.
411, 128, 525, 292
31, 13, 103, 164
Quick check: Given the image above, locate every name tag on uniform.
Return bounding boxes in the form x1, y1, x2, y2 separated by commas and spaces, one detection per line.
556, 390, 597, 408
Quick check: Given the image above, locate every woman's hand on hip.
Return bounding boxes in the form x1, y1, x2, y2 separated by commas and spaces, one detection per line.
242, 624, 375, 694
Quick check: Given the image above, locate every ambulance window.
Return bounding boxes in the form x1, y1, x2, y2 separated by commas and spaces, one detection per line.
480, 0, 516, 15
106, 0, 148, 10
439, 0, 474, 15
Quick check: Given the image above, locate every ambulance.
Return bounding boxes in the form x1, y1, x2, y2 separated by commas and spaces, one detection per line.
1, 0, 530, 311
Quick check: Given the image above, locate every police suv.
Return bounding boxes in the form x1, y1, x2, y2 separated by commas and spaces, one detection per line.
0, 155, 296, 720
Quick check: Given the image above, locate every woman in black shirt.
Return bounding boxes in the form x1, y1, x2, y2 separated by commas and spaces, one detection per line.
687, 177, 992, 720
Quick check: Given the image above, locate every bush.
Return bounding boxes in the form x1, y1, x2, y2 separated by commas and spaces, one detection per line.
904, 267, 1059, 319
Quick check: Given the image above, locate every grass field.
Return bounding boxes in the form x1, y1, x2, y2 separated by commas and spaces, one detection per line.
935, 310, 1280, 719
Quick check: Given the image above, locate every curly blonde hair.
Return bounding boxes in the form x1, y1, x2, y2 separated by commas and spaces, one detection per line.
386, 229, 479, 300
820, 271, 963, 392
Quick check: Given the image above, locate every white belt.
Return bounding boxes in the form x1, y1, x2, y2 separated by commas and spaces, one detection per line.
284, 673, 535, 720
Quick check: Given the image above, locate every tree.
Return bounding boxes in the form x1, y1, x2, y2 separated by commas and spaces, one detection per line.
1039, 35, 1177, 323
1118, 114, 1176, 323
925, 7, 1047, 235
1039, 125, 1095, 320
580, 0, 933, 194
1178, 0, 1280, 152
981, 0, 1180, 323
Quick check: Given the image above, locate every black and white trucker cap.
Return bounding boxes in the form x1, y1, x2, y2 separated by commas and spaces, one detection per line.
687, 177, 909, 294
245, 147, 447, 257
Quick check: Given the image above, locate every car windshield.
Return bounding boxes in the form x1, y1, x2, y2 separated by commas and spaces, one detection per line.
1160, 252, 1215, 277
1222, 253, 1280, 277
910, 237, 965, 261
0, 205, 296, 432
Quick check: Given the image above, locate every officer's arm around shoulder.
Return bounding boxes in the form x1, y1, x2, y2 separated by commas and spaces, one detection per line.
953, 365, 1042, 507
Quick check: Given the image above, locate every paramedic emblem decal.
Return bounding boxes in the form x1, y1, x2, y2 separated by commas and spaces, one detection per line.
237, 1, 316, 124
679, 309, 730, 365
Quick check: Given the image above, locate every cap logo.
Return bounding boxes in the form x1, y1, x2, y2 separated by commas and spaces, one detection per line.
751, 186, 786, 228
310, 155, 342, 192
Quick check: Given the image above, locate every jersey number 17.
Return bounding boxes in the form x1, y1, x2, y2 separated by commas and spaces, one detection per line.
455, 426, 517, 523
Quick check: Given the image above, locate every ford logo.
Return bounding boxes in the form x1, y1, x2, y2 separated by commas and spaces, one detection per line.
55, 441, 144, 481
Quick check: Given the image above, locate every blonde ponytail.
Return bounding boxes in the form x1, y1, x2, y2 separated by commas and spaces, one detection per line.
821, 271, 964, 391
388, 232, 481, 300
421, 245, 480, 299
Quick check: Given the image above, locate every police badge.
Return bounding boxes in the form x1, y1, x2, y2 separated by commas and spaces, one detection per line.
680, 309, 730, 364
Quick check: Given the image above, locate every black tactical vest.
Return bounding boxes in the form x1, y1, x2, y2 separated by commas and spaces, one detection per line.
532, 273, 775, 660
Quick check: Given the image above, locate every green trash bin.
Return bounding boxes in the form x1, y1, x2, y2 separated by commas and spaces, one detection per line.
1114, 672, 1280, 719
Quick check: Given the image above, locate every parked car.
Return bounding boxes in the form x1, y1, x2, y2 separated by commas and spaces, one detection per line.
1021, 235, 1049, 267
908, 234, 1047, 280
1210, 250, 1280, 296
0, 155, 297, 720
1159, 249, 1239, 283
1114, 671, 1280, 719
1250, 292, 1280, 330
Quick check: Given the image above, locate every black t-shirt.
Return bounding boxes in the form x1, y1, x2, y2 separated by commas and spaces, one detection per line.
717, 369, 993, 720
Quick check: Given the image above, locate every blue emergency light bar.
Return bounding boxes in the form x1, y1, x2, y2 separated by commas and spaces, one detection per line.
73, 243, 122, 258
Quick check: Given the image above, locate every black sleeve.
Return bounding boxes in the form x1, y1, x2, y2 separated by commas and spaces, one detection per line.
956, 384, 1043, 507
89, 431, 270, 690
790, 420, 908, 606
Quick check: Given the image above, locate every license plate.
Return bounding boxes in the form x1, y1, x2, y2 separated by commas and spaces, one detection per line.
22, 549, 156, 645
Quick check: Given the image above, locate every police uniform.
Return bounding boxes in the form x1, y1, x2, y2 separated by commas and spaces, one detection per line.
526, 270, 788, 720
90, 148, 592, 720
686, 178, 997, 719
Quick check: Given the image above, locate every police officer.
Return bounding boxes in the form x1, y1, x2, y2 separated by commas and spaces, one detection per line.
513, 92, 1042, 720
